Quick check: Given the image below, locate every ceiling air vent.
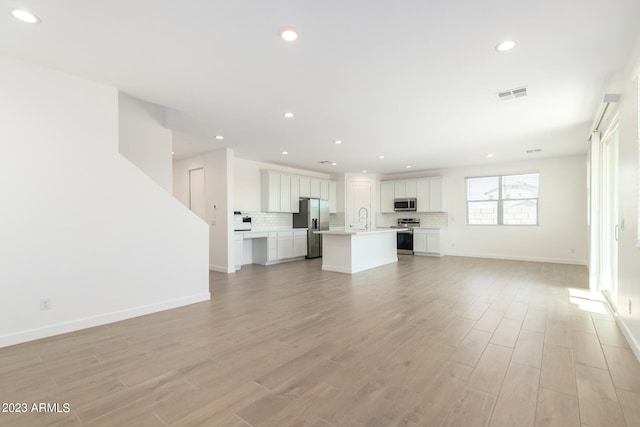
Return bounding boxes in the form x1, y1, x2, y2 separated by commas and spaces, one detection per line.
496, 86, 528, 101
525, 148, 542, 154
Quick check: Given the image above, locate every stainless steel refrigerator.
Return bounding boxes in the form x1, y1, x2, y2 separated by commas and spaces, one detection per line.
293, 198, 329, 258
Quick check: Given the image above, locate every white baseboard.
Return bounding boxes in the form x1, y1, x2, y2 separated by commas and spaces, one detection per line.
209, 264, 234, 273
615, 315, 640, 364
601, 293, 640, 364
0, 292, 211, 349
445, 251, 588, 266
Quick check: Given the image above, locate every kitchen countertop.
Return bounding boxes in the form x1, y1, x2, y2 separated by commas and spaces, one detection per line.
235, 228, 307, 233
315, 228, 397, 236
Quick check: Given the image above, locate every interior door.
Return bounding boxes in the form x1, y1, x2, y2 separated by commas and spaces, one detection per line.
601, 125, 619, 306
347, 181, 372, 230
188, 168, 206, 221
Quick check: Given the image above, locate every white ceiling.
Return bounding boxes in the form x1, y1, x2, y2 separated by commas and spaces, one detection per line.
2, 0, 640, 175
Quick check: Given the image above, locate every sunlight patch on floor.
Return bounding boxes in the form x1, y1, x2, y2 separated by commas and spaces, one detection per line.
568, 288, 608, 315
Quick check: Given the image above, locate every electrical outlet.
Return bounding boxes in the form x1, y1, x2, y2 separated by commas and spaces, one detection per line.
40, 298, 51, 311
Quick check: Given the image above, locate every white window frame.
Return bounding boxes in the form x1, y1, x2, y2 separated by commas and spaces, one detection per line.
466, 173, 540, 226
637, 74, 640, 247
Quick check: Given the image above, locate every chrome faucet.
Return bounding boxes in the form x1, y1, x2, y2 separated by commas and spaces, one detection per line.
358, 206, 369, 230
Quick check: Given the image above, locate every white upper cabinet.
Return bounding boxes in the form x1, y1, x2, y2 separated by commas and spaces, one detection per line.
299, 177, 311, 198
310, 179, 321, 198
280, 174, 291, 212
320, 180, 330, 200
262, 170, 336, 213
380, 181, 395, 213
290, 175, 300, 213
261, 171, 281, 212
329, 180, 337, 213
405, 180, 417, 198
416, 179, 429, 212
381, 176, 446, 213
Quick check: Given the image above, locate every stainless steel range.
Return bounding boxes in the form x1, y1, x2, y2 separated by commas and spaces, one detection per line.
391, 218, 420, 255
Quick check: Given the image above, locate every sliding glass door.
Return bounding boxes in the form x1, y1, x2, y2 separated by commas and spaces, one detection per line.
601, 124, 619, 306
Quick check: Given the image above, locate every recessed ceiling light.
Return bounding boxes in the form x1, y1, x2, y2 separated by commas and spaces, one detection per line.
406, 165, 412, 169
171, 151, 175, 155
282, 151, 288, 155
334, 140, 342, 144
362, 170, 367, 173
379, 155, 385, 159
280, 28, 299, 41
215, 135, 224, 140
486, 153, 495, 158
11, 9, 40, 24
283, 112, 294, 118
495, 40, 517, 52
331, 162, 337, 166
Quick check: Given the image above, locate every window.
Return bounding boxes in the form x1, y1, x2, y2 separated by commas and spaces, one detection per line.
466, 173, 539, 225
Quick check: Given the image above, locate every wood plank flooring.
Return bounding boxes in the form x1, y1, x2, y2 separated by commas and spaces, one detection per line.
1, 256, 640, 426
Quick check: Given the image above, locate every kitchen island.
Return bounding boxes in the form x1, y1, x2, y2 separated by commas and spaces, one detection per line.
316, 229, 397, 274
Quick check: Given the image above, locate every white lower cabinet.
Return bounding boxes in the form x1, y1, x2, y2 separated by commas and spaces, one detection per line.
293, 230, 308, 257
239, 230, 307, 265
277, 231, 294, 260
413, 232, 427, 254
234, 234, 243, 269
413, 228, 445, 257
267, 232, 278, 262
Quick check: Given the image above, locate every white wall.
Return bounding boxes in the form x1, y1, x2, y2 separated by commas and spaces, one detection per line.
173, 149, 235, 272
384, 155, 588, 264
0, 55, 210, 348
118, 93, 173, 192
614, 49, 640, 355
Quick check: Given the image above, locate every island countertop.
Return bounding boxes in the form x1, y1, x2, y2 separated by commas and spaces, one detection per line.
315, 228, 397, 236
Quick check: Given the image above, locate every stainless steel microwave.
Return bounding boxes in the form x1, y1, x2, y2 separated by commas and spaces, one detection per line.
393, 198, 417, 211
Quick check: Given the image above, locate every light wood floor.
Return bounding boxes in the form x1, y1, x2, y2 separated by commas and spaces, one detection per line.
2, 256, 640, 426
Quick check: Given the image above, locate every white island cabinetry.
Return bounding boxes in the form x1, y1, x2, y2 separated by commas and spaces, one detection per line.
413, 228, 445, 257
316, 229, 397, 274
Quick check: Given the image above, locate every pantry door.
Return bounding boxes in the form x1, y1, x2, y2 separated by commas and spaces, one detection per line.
188, 167, 206, 221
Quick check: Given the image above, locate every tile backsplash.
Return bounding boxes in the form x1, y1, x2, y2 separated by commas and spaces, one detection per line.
330, 213, 345, 229
241, 211, 346, 230
237, 211, 447, 230
241, 211, 292, 230
377, 212, 449, 228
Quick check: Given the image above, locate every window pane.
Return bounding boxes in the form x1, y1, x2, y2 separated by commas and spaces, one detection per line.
467, 201, 498, 224
467, 176, 500, 201
502, 173, 539, 200
503, 200, 537, 225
